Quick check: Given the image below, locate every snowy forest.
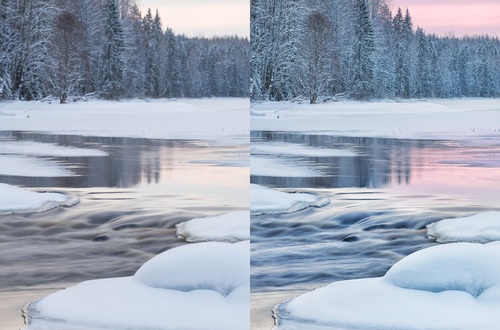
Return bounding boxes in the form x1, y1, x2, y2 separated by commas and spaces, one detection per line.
0, 0, 250, 103
251, 0, 500, 102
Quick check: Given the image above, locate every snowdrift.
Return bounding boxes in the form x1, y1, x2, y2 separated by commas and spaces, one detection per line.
275, 243, 500, 330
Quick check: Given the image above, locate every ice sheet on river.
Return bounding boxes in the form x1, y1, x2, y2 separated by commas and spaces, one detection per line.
427, 211, 500, 243
251, 156, 324, 177
275, 243, 500, 330
0, 141, 107, 157
251, 184, 329, 216
176, 210, 249, 243
0, 155, 75, 177
23, 241, 249, 330
251, 142, 356, 158
0, 183, 79, 214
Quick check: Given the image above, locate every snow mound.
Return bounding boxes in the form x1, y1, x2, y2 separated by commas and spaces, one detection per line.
251, 184, 329, 216
384, 243, 500, 297
275, 243, 500, 330
24, 241, 249, 330
175, 210, 249, 243
0, 183, 79, 214
427, 212, 500, 243
134, 241, 249, 296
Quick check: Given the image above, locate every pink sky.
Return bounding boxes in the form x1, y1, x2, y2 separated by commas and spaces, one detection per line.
391, 0, 500, 37
139, 0, 248, 38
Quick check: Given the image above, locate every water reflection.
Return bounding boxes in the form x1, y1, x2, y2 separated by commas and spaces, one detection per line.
0, 131, 243, 188
251, 132, 500, 194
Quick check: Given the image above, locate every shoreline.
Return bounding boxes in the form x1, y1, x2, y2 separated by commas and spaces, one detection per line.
251, 289, 312, 330
0, 283, 74, 330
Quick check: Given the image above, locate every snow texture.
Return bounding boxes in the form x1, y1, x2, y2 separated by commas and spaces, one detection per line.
251, 156, 324, 177
23, 241, 249, 330
175, 210, 249, 243
0, 141, 107, 157
251, 184, 329, 216
252, 99, 500, 141
275, 243, 500, 330
0, 98, 248, 146
427, 212, 500, 243
0, 155, 75, 177
0, 183, 79, 214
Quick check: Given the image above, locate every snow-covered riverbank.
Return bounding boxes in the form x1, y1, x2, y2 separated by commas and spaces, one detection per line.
0, 98, 249, 145
252, 98, 500, 140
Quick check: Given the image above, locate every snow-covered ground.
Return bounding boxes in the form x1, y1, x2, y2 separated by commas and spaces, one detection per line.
24, 241, 250, 330
427, 212, 500, 243
251, 184, 329, 216
176, 211, 249, 243
251, 99, 500, 140
0, 183, 79, 214
275, 242, 500, 330
0, 98, 249, 145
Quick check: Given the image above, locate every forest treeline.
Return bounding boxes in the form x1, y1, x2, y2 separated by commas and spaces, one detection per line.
0, 0, 250, 103
251, 0, 500, 103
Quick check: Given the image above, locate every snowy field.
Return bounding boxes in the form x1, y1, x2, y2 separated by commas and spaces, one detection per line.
0, 98, 249, 145
252, 98, 500, 140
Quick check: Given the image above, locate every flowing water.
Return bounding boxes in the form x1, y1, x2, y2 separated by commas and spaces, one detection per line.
0, 131, 248, 329
250, 132, 500, 328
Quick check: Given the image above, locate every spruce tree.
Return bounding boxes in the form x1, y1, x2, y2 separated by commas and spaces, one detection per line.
351, 0, 375, 100
100, 0, 125, 99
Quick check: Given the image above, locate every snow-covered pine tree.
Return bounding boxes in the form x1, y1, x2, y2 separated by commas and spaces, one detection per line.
11, 0, 56, 100
372, 1, 396, 98
351, 0, 375, 100
0, 0, 14, 99
99, 0, 125, 99
122, 4, 146, 98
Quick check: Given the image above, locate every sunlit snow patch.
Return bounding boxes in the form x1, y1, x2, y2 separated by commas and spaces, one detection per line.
23, 241, 250, 330
427, 211, 500, 243
275, 243, 500, 330
176, 210, 249, 243
251, 184, 329, 216
0, 141, 107, 157
0, 183, 79, 214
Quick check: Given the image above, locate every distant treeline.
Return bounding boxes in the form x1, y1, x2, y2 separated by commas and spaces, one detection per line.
251, 0, 500, 103
0, 0, 250, 103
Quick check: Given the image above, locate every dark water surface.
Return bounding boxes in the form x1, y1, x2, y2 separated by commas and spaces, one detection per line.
0, 131, 248, 290
251, 132, 500, 292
